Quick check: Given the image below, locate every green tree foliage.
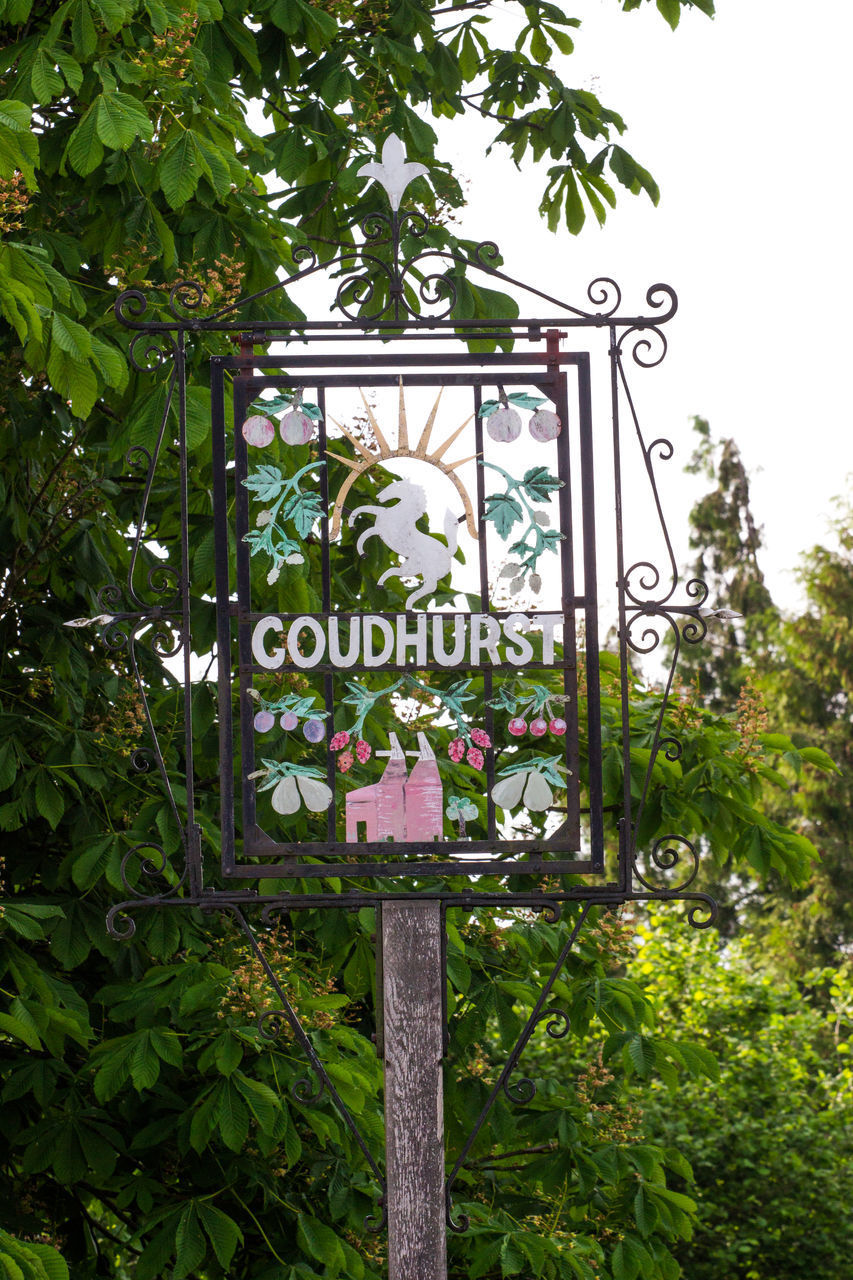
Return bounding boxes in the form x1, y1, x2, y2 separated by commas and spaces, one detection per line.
678, 418, 776, 711
677, 420, 850, 964
3, 3, 833, 1278
0, 0, 714, 422
759, 508, 853, 965
636, 914, 853, 1280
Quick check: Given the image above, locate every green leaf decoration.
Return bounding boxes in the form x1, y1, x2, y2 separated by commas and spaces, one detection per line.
282, 489, 323, 538
477, 399, 501, 418
483, 492, 523, 539
242, 464, 286, 504
507, 392, 546, 410
497, 756, 566, 788
521, 465, 563, 502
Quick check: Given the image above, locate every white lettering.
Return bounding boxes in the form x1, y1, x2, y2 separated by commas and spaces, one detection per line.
503, 613, 534, 666
432, 614, 466, 667
252, 615, 286, 670
363, 615, 394, 667
396, 613, 427, 665
470, 613, 501, 665
252, 611, 570, 670
539, 614, 563, 664
328, 616, 360, 668
287, 616, 326, 668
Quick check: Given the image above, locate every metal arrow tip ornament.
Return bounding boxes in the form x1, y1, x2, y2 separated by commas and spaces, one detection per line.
359, 133, 428, 211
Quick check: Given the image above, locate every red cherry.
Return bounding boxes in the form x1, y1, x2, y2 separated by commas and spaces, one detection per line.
549, 717, 567, 736
530, 717, 548, 738
508, 716, 527, 737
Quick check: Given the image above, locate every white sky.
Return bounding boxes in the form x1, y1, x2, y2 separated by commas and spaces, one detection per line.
435, 0, 853, 612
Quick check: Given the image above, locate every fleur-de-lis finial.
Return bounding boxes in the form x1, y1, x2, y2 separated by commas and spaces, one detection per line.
359, 133, 428, 212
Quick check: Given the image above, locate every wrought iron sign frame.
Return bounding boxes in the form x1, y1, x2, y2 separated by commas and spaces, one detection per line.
97, 136, 716, 935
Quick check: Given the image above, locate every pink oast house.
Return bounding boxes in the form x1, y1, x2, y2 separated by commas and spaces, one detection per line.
345, 732, 407, 844
344, 731, 444, 844
403, 732, 443, 843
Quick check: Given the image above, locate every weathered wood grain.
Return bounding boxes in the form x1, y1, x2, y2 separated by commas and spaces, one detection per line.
382, 901, 447, 1280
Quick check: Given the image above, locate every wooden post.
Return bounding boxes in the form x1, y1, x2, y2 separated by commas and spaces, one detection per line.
381, 901, 447, 1280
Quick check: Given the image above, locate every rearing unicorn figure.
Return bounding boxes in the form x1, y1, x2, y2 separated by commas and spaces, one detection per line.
349, 478, 459, 609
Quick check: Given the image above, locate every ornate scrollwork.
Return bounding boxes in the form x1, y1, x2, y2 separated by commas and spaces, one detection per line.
128, 330, 178, 374
541, 1008, 570, 1040
414, 269, 457, 318
473, 239, 500, 270
445, 906, 590, 1226
257, 1009, 284, 1042
686, 897, 719, 929
361, 210, 391, 243
223, 909, 387, 1217
292, 243, 318, 272
617, 322, 669, 369
623, 560, 672, 611
398, 209, 429, 241
502, 1071, 536, 1105
587, 275, 622, 317
130, 747, 155, 774
168, 278, 205, 320
634, 834, 699, 895
106, 904, 138, 940
104, 840, 191, 941
115, 287, 149, 326
334, 255, 395, 323
446, 1192, 470, 1234
363, 1198, 387, 1235
292, 1071, 326, 1106
644, 282, 678, 324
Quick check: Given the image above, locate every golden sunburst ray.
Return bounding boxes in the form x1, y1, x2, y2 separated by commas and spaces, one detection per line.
326, 384, 480, 541
327, 415, 375, 463
415, 386, 443, 457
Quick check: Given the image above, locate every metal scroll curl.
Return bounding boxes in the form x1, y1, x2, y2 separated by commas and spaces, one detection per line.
99, 609, 185, 849
112, 223, 680, 337
445, 904, 590, 1231
226, 908, 388, 1233
105, 840, 189, 940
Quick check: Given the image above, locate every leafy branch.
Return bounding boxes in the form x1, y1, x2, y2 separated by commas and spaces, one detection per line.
242, 461, 325, 584
481, 461, 564, 593
490, 680, 571, 719
340, 675, 477, 742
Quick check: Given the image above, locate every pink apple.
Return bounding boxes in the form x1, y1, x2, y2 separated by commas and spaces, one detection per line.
241, 415, 275, 447
529, 409, 562, 441
280, 410, 315, 445
486, 407, 522, 442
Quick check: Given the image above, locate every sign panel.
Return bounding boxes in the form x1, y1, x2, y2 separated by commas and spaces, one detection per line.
211, 352, 603, 881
